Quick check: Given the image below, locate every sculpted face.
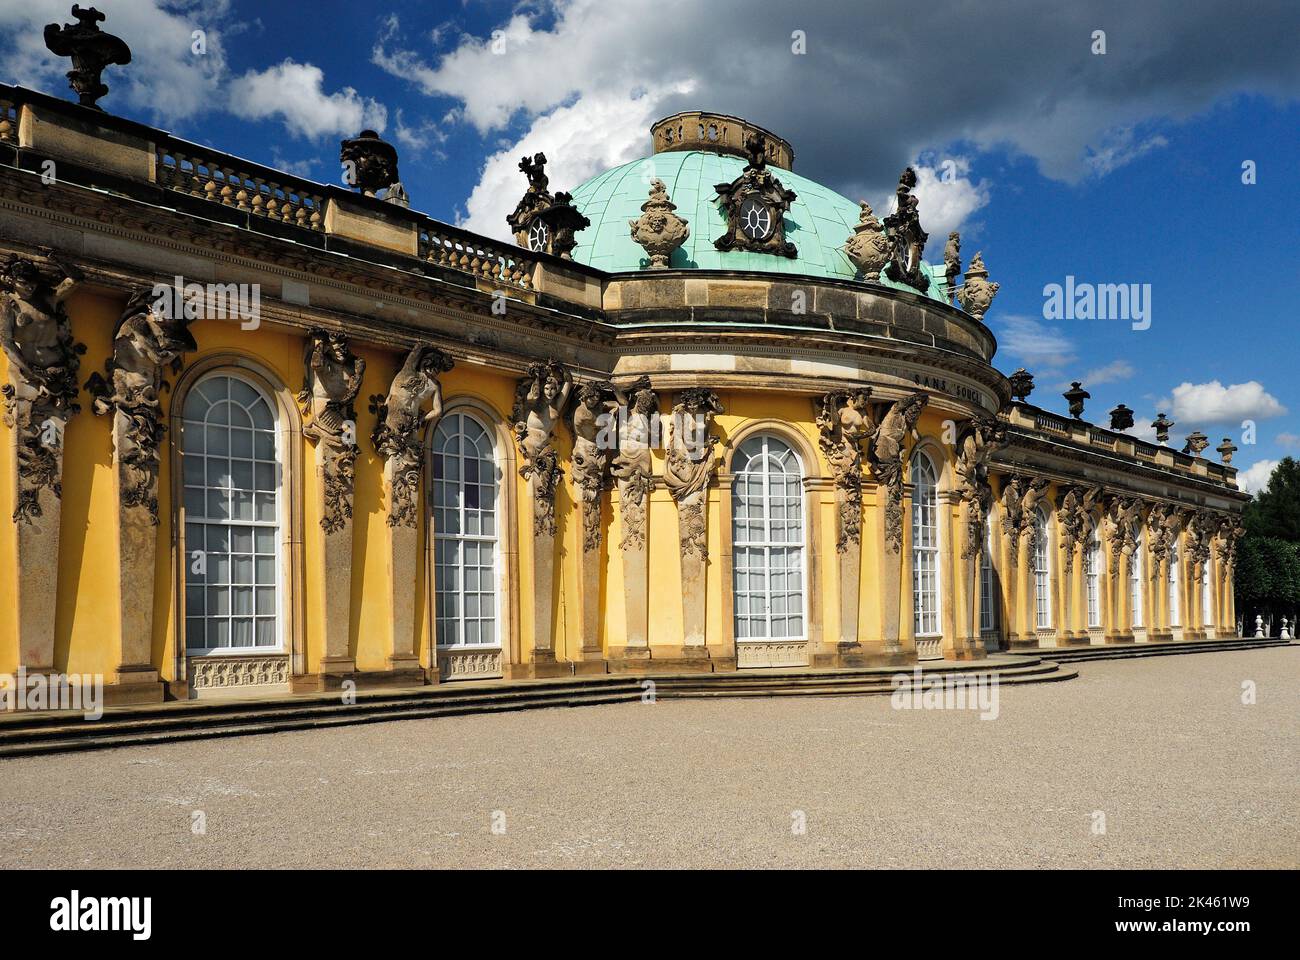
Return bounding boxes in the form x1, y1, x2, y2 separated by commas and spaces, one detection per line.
543, 376, 561, 402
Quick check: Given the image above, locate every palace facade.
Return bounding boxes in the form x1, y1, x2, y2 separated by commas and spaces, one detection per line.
0, 81, 1248, 704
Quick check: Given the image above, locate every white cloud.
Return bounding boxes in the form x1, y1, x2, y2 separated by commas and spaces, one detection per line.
459, 83, 693, 240
228, 60, 387, 140
1157, 380, 1287, 426
1053, 359, 1135, 391
908, 156, 991, 257
1276, 432, 1300, 449
995, 316, 1076, 372
1237, 459, 1279, 495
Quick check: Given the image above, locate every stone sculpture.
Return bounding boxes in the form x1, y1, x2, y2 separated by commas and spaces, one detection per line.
511, 360, 573, 536
299, 329, 366, 534
369, 345, 453, 527
843, 202, 889, 282
867, 391, 928, 553
43, 5, 131, 110
629, 179, 689, 269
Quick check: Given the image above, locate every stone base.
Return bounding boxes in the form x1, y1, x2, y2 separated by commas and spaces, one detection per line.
1104, 633, 1135, 645
1007, 636, 1039, 650
1054, 633, 1092, 647
505, 653, 575, 680
813, 641, 868, 668
945, 641, 988, 661
572, 658, 608, 676
102, 680, 167, 706
291, 665, 425, 693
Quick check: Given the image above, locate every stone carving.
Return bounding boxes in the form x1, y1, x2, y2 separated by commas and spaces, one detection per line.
1063, 381, 1090, 419
43, 5, 131, 110
1152, 413, 1174, 444
1216, 437, 1238, 464
511, 360, 572, 536
714, 132, 798, 258
299, 329, 365, 534
85, 289, 197, 522
1182, 430, 1209, 456
955, 416, 1007, 558
663, 388, 723, 560
1018, 476, 1051, 553
956, 252, 1000, 321
1, 251, 87, 522
1007, 368, 1034, 403
867, 391, 928, 553
999, 475, 1025, 565
369, 345, 453, 528
943, 232, 961, 304
190, 654, 289, 689
340, 129, 409, 207
817, 388, 875, 552
1214, 515, 1245, 579
843, 202, 889, 282
1105, 495, 1143, 583
628, 179, 689, 269
1109, 404, 1135, 431
571, 380, 619, 552
506, 153, 590, 259
611, 376, 659, 550
1185, 510, 1215, 576
883, 168, 929, 293
1057, 484, 1102, 571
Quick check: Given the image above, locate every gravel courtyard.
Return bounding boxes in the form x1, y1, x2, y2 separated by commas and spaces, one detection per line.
2, 649, 1296, 869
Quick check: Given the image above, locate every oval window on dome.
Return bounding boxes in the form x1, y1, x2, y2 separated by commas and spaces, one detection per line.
739, 197, 773, 241
527, 219, 550, 252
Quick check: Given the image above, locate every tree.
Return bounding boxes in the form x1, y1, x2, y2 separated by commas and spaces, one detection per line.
1236, 458, 1300, 634
1243, 456, 1300, 541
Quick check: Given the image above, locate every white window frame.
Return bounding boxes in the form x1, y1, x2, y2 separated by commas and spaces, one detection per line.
1202, 559, 1213, 625
979, 520, 997, 632
1169, 547, 1181, 627
1131, 533, 1144, 628
1086, 525, 1102, 628
180, 372, 284, 657
1033, 506, 1052, 629
731, 434, 807, 642
430, 411, 502, 650
911, 451, 941, 638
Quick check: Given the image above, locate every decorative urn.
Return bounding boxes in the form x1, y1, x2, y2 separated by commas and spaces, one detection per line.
339, 130, 409, 206
1151, 412, 1174, 444
844, 202, 890, 282
43, 5, 132, 110
1216, 437, 1238, 464
1007, 368, 1035, 403
1063, 381, 1090, 419
629, 179, 690, 269
1182, 431, 1209, 456
1109, 404, 1135, 431
956, 251, 1000, 321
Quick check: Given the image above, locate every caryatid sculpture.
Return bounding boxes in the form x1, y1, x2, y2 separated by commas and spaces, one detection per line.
663, 387, 724, 560
1057, 484, 1103, 570
610, 376, 658, 550
867, 391, 928, 553
85, 288, 197, 522
1, 251, 86, 522
955, 416, 1007, 558
511, 360, 573, 536
1017, 476, 1051, 552
817, 388, 875, 552
299, 328, 366, 534
570, 379, 619, 551
999, 474, 1025, 564
1105, 495, 1144, 584
370, 345, 454, 528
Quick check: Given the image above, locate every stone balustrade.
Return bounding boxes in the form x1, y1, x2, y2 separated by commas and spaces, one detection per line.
0, 94, 16, 145
419, 221, 535, 291
156, 137, 326, 231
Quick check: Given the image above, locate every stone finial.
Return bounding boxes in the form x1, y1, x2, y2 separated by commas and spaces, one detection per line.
1007, 368, 1035, 403
1182, 430, 1209, 457
956, 251, 1000, 321
628, 179, 689, 269
1151, 412, 1174, 444
1216, 437, 1238, 464
1063, 381, 1090, 419
340, 129, 409, 207
943, 231, 961, 304
1108, 403, 1135, 431
844, 201, 889, 282
43, 5, 132, 111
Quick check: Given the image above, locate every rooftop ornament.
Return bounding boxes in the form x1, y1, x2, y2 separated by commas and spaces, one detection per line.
1063, 381, 1090, 419
943, 232, 961, 305
843, 202, 889, 282
506, 152, 590, 259
1151, 412, 1174, 444
956, 251, 999, 321
1007, 368, 1035, 403
628, 179, 690, 269
1182, 430, 1209, 457
43, 5, 132, 111
1108, 403, 1135, 432
339, 130, 409, 207
1216, 437, 1238, 464
883, 167, 929, 294
714, 132, 798, 258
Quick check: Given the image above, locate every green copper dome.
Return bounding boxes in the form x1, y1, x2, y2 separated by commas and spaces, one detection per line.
567, 149, 945, 301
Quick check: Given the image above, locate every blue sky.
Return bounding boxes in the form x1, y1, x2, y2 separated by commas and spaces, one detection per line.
4, 0, 1298, 490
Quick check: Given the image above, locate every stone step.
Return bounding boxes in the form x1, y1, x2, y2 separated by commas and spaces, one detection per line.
657, 666, 1077, 697
1012, 639, 1294, 663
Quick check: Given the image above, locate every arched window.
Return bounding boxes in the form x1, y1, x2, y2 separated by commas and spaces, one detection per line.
1086, 524, 1102, 628
979, 520, 997, 632
1169, 543, 1181, 627
1033, 506, 1052, 629
910, 452, 940, 638
1202, 559, 1213, 625
431, 412, 500, 648
181, 374, 281, 654
1131, 532, 1144, 628
732, 434, 805, 641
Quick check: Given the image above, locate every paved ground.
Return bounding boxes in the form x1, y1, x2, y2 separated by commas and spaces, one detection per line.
1, 649, 1295, 869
